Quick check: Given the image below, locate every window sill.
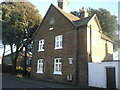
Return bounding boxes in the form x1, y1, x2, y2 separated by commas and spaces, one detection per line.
36, 71, 43, 74
53, 72, 62, 75
38, 50, 44, 52
54, 47, 63, 50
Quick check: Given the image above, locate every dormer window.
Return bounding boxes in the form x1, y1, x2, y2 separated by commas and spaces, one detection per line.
38, 39, 44, 52
55, 35, 63, 49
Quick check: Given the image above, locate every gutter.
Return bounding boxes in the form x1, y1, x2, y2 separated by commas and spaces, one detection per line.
75, 27, 79, 86
90, 25, 92, 62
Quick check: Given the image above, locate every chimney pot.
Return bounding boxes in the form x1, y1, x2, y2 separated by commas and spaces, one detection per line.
58, 0, 69, 12
80, 7, 89, 18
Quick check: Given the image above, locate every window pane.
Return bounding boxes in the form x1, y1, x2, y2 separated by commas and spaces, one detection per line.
37, 59, 43, 72
40, 40, 42, 43
56, 41, 59, 47
39, 60, 41, 64
56, 64, 59, 71
56, 59, 58, 63
38, 64, 41, 71
39, 39, 44, 51
59, 59, 61, 62
42, 40, 44, 44
59, 64, 61, 72
56, 36, 59, 40
40, 64, 43, 71
55, 35, 63, 49
69, 58, 73, 64
43, 45, 44, 49
60, 35, 62, 40
40, 45, 42, 49
60, 41, 62, 47
54, 58, 62, 74
40, 60, 42, 63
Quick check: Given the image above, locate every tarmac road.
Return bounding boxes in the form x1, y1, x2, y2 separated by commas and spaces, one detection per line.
2, 75, 45, 88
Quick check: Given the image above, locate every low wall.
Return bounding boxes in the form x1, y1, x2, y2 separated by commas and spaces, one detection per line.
118, 48, 120, 60
88, 61, 120, 89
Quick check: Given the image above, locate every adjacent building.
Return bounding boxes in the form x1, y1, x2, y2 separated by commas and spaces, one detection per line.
2, 51, 32, 73
89, 61, 120, 89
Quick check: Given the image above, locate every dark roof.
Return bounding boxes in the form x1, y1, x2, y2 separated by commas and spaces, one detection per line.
52, 4, 113, 43
34, 4, 113, 43
53, 4, 94, 27
101, 33, 113, 43
33, 4, 80, 38
53, 4, 80, 22
73, 16, 93, 27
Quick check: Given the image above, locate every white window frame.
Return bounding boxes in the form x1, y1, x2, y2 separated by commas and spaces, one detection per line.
54, 35, 63, 49
49, 27, 53, 31
38, 39, 44, 52
53, 58, 62, 75
36, 59, 43, 74
69, 58, 73, 64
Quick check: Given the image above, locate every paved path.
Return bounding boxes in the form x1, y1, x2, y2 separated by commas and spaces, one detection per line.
2, 73, 78, 89
2, 75, 45, 88
2, 73, 104, 90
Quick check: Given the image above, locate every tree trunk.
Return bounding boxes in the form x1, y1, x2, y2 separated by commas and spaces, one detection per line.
10, 44, 16, 74
2, 45, 6, 73
14, 45, 24, 62
14, 47, 20, 74
14, 44, 25, 72
23, 45, 27, 75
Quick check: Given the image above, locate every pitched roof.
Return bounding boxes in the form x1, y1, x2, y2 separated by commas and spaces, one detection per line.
52, 4, 94, 27
101, 33, 113, 43
34, 4, 113, 43
32, 4, 80, 39
73, 16, 93, 27
53, 4, 80, 22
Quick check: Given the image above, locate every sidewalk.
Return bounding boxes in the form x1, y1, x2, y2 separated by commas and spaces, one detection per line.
2, 73, 79, 88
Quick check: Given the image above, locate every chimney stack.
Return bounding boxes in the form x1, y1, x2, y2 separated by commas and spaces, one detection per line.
58, 0, 69, 12
80, 7, 89, 18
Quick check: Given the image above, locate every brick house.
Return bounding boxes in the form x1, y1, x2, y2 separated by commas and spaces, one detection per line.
30, 0, 113, 87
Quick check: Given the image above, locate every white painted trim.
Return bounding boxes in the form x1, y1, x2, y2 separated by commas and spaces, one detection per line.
37, 59, 44, 73
53, 72, 62, 75
53, 58, 62, 75
38, 39, 44, 52
38, 49, 44, 52
54, 47, 63, 50
55, 35, 63, 49
69, 58, 73, 64
49, 27, 53, 31
36, 71, 43, 74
